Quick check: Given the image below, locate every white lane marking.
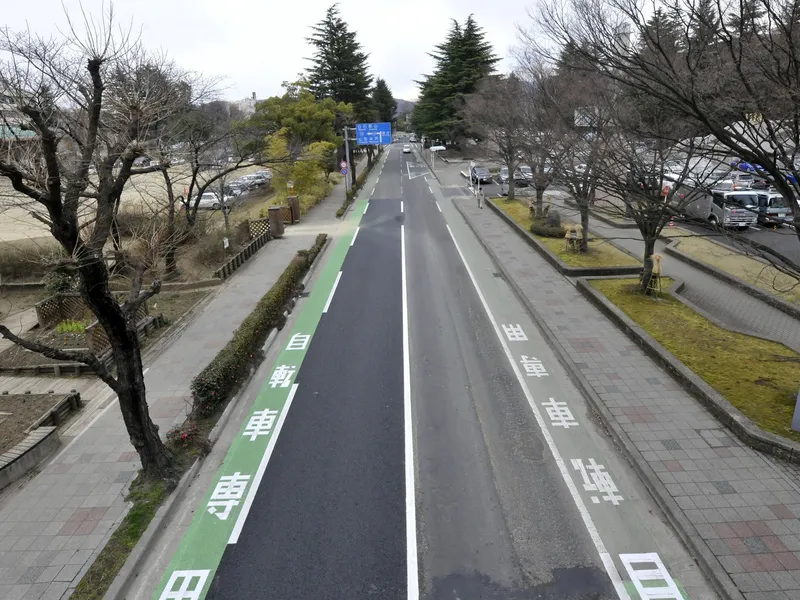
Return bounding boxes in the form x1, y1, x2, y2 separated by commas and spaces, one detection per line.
229, 384, 299, 544
376, 176, 380, 185
407, 163, 412, 180
435, 201, 442, 213
401, 200, 404, 213
351, 227, 360, 247
401, 225, 420, 600
444, 224, 630, 600
400, 185, 403, 195
364, 202, 369, 215
371, 187, 375, 197
428, 185, 433, 194
322, 271, 343, 313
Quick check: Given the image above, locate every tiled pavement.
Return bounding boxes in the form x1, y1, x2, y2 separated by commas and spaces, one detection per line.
456, 197, 800, 600
549, 193, 800, 354
0, 173, 349, 598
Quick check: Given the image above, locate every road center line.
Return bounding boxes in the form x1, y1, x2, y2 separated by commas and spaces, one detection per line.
401, 225, 420, 600
435, 201, 442, 213
444, 224, 630, 600
228, 384, 299, 544
350, 227, 360, 247
322, 271, 343, 313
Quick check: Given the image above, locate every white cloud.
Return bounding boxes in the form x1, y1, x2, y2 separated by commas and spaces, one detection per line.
4, 0, 529, 102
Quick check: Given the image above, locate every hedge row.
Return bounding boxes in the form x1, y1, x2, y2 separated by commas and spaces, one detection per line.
336, 150, 382, 218
530, 222, 567, 238
190, 233, 328, 416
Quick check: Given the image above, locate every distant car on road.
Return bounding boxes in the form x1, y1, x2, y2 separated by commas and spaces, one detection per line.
403, 144, 411, 153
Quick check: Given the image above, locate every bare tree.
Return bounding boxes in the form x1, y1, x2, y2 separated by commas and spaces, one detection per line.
462, 74, 528, 200
532, 0, 800, 247
0, 9, 209, 479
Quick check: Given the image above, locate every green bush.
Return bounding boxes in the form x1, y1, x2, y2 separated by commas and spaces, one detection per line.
530, 221, 566, 238
44, 271, 78, 294
56, 319, 87, 334
190, 233, 328, 416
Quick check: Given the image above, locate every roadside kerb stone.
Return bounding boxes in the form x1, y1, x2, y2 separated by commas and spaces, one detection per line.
663, 238, 800, 322
578, 275, 800, 464
485, 197, 642, 277
454, 198, 771, 600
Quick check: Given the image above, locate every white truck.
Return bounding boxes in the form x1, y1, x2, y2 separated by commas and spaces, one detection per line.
682, 188, 759, 230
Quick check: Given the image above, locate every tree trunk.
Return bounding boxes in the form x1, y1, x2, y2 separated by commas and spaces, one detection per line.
164, 170, 179, 280
639, 235, 658, 294
580, 204, 590, 253
536, 187, 545, 215
79, 254, 174, 479
366, 146, 374, 170
350, 146, 357, 188
508, 178, 516, 201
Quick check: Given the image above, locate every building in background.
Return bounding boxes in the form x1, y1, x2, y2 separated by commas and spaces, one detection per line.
233, 92, 260, 116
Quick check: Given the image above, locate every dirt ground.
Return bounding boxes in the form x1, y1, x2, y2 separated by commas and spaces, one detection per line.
0, 288, 49, 320
0, 394, 63, 454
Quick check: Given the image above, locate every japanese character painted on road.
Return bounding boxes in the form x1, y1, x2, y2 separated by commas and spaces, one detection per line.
243, 409, 280, 441
502, 324, 528, 342
541, 397, 578, 428
520, 355, 548, 378
268, 365, 296, 388
286, 333, 311, 351
206, 472, 251, 520
570, 458, 623, 505
160, 570, 210, 600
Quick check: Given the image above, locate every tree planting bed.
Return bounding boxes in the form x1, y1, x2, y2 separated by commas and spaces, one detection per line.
0, 394, 63, 454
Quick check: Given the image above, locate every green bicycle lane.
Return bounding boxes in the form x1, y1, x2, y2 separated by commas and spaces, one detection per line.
153, 158, 385, 600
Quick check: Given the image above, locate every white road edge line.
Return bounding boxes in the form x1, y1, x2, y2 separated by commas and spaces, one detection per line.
364, 202, 369, 215
229, 383, 299, 544
401, 225, 420, 600
428, 185, 433, 194
323, 271, 343, 313
376, 176, 380, 185
351, 227, 360, 247
435, 201, 442, 213
401, 200, 404, 213
444, 224, 631, 600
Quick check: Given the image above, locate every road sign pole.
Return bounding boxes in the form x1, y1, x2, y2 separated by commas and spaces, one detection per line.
343, 126, 351, 192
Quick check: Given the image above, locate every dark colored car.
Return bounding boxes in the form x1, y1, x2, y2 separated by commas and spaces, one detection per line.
470, 166, 492, 184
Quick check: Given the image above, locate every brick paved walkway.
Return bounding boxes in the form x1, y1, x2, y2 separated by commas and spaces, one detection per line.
456, 197, 800, 600
549, 194, 800, 353
0, 172, 348, 598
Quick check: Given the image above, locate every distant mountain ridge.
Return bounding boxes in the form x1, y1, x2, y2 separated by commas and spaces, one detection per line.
395, 98, 416, 117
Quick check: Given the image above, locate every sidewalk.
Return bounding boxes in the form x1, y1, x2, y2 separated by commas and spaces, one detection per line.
549, 193, 800, 354
456, 197, 800, 600
0, 176, 347, 599
0, 308, 38, 354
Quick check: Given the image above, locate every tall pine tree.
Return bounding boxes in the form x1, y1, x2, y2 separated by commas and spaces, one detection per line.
372, 78, 397, 123
412, 15, 499, 146
306, 4, 374, 178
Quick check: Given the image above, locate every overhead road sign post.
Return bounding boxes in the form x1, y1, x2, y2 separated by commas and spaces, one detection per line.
356, 122, 392, 146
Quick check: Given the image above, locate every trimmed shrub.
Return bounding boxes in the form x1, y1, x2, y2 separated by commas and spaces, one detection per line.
190, 233, 328, 416
545, 209, 562, 228
530, 221, 566, 238
337, 151, 381, 217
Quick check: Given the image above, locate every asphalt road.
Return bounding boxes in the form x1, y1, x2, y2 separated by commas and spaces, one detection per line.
206, 165, 407, 599
161, 145, 719, 600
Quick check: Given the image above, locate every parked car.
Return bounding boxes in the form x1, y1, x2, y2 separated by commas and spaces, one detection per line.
756, 192, 792, 225
514, 165, 533, 186
194, 192, 223, 210
729, 171, 754, 189
498, 166, 509, 184
225, 183, 246, 198
255, 169, 272, 181
682, 188, 759, 229
470, 166, 492, 184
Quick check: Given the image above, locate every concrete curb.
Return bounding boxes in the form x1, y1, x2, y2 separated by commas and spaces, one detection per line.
452, 202, 744, 600
663, 238, 800, 321
484, 198, 642, 277
103, 239, 329, 600
577, 276, 800, 463
300, 236, 332, 291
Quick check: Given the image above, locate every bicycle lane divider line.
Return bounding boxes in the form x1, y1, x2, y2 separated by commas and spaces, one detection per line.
154, 205, 372, 600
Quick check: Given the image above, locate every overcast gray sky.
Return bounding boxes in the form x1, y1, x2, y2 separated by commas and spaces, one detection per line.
4, 0, 533, 102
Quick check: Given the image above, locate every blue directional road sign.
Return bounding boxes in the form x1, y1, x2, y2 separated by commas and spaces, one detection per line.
341, 168, 348, 175
355, 122, 392, 146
